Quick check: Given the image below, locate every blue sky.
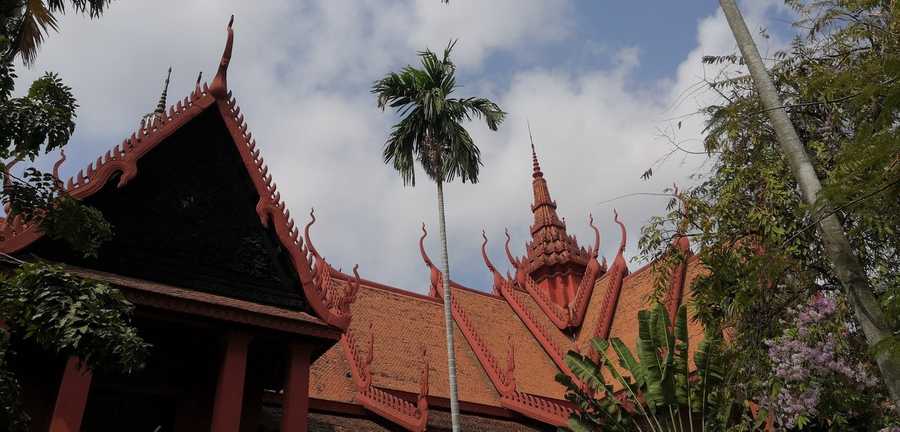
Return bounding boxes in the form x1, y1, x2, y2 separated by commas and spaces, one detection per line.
16, 1, 795, 293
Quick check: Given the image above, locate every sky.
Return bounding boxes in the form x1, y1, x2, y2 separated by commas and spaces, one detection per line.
14, 0, 797, 294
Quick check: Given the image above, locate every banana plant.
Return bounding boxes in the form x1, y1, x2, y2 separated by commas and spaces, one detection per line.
557, 304, 766, 432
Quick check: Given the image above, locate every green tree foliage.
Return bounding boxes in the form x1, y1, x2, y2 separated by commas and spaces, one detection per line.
0, 2, 148, 430
0, 264, 149, 431
639, 0, 899, 402
558, 304, 761, 431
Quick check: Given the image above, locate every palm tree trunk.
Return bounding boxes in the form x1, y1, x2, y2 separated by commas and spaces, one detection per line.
719, 0, 900, 407
436, 180, 461, 431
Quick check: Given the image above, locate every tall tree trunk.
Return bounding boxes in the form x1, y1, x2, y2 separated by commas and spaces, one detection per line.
436, 180, 461, 431
719, 0, 900, 407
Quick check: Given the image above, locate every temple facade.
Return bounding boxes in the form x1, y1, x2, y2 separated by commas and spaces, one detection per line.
0, 19, 705, 432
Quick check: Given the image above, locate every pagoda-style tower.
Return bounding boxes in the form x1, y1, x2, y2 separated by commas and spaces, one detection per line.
522, 143, 594, 307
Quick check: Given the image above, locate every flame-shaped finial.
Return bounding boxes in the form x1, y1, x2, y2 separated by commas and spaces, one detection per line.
528, 121, 543, 178
303, 208, 322, 260
419, 223, 433, 266
481, 230, 497, 273
209, 15, 234, 99
52, 149, 66, 188
613, 209, 626, 255
588, 213, 600, 258
504, 228, 519, 269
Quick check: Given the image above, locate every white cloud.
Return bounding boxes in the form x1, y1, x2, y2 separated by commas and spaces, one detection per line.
14, 1, 790, 293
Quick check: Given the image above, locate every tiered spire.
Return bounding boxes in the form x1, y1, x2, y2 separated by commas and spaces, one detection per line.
524, 133, 591, 281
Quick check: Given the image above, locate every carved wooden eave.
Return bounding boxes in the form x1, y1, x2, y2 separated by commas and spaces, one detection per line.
340, 325, 429, 432
0, 17, 356, 330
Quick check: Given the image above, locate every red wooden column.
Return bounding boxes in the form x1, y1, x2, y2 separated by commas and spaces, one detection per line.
281, 342, 311, 432
211, 332, 252, 432
49, 357, 93, 432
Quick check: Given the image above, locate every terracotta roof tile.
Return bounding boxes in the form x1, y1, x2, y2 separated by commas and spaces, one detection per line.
452, 287, 566, 399
310, 280, 501, 407
515, 291, 573, 356
575, 272, 611, 347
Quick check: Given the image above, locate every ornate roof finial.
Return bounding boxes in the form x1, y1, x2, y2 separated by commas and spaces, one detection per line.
481, 230, 496, 273
613, 209, 627, 255
588, 214, 601, 258
52, 149, 66, 189
195, 71, 202, 88
209, 15, 234, 99
419, 223, 433, 266
528, 120, 542, 179
303, 207, 323, 260
154, 67, 172, 116
504, 228, 520, 269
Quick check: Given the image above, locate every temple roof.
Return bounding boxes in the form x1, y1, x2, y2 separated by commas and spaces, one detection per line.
0, 17, 713, 430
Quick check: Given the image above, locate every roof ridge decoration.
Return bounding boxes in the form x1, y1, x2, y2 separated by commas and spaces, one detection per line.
340, 324, 428, 432
426, 226, 574, 426
664, 185, 692, 320
209, 15, 233, 99
482, 232, 575, 378
0, 16, 358, 330
419, 224, 442, 298
302, 210, 360, 327
500, 392, 573, 427
422, 233, 516, 395
594, 210, 630, 341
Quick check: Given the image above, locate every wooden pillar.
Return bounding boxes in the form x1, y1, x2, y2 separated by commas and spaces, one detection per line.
49, 357, 92, 432
211, 332, 252, 432
280, 342, 311, 432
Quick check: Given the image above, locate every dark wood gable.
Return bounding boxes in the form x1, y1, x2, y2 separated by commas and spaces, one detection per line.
28, 107, 311, 312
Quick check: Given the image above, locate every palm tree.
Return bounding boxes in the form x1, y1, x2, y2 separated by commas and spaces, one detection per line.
372, 40, 505, 431
1, 0, 111, 65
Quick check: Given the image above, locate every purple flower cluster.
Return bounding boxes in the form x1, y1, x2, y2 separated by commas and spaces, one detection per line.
763, 295, 879, 428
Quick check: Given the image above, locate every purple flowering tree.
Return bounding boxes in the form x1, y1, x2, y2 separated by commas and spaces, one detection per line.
763, 295, 897, 430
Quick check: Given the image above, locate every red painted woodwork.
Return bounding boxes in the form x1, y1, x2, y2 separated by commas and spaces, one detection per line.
0, 16, 360, 331
49, 357, 92, 432
211, 332, 252, 432
595, 210, 630, 340
281, 342, 312, 432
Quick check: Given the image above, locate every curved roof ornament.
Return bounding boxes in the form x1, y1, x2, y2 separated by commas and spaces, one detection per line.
209, 15, 234, 99
481, 230, 496, 273
503, 228, 520, 269
52, 150, 66, 189
303, 207, 323, 261
588, 213, 600, 258
419, 223, 434, 266
613, 209, 627, 256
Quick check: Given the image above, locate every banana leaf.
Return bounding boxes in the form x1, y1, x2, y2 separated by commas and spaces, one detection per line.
673, 305, 691, 406
637, 309, 666, 411
564, 351, 605, 393
604, 337, 647, 390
